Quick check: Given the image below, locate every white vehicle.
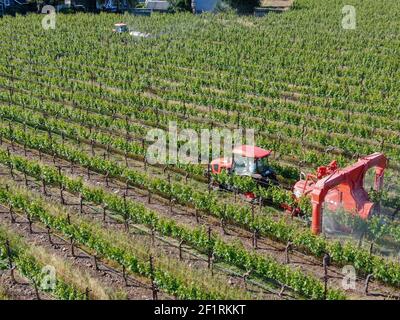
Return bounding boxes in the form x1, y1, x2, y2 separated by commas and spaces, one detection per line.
113, 23, 129, 33
129, 31, 151, 38
113, 23, 152, 38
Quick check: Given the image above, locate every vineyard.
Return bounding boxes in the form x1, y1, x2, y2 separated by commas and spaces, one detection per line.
0, 0, 400, 301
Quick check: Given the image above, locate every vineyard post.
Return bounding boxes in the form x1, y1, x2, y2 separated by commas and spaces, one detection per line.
61, 131, 65, 147
252, 229, 258, 249
179, 240, 183, 261
207, 163, 211, 186
42, 178, 47, 195
124, 151, 129, 168
106, 144, 110, 161
90, 71, 95, 89
151, 227, 155, 247
70, 237, 75, 257
8, 123, 15, 152
207, 164, 212, 194
141, 138, 145, 156
47, 225, 53, 245
8, 85, 13, 107
5, 240, 16, 284
210, 252, 215, 276
207, 226, 212, 269
125, 115, 129, 141
167, 173, 171, 202
123, 192, 129, 232
183, 102, 187, 118
9, 162, 14, 180
80, 194, 84, 214
147, 188, 151, 204
27, 212, 33, 234
91, 139, 95, 157
285, 241, 293, 264
85, 287, 90, 300
369, 242, 374, 256
122, 265, 128, 286
94, 254, 99, 271
170, 198, 175, 214
252, 202, 257, 248
364, 274, 373, 295
102, 204, 107, 222
33, 280, 41, 300
279, 284, 286, 297
105, 171, 109, 187
149, 255, 158, 300
323, 253, 330, 300
9, 204, 15, 224
194, 208, 199, 223
23, 141, 27, 157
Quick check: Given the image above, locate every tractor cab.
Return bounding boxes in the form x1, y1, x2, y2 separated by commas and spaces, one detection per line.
211, 145, 276, 187
113, 23, 129, 33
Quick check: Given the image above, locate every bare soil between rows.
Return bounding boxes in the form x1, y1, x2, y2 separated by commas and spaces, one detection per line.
0, 148, 282, 299
0, 208, 171, 300
1, 138, 399, 300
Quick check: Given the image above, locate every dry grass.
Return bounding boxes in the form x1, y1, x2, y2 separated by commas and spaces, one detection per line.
0, 195, 126, 300
28, 246, 127, 300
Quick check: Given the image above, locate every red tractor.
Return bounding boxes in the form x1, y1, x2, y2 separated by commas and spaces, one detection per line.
293, 153, 387, 234
211, 145, 388, 235
210, 145, 277, 198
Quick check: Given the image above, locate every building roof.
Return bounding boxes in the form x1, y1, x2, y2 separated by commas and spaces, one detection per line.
233, 145, 272, 158
146, 0, 169, 10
